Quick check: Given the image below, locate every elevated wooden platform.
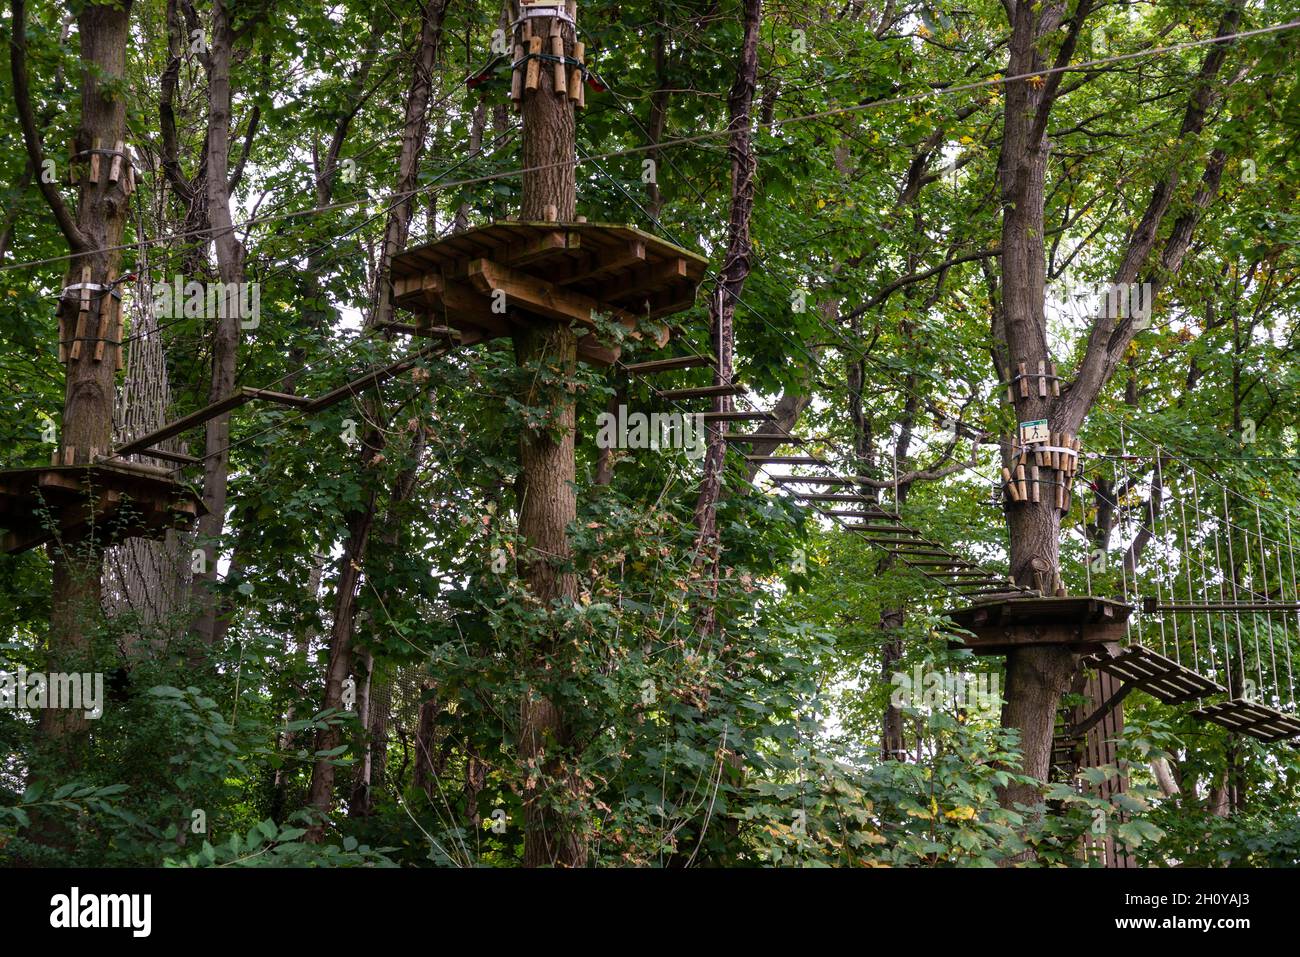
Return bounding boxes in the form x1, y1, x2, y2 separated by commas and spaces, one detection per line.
945, 596, 1133, 656
1191, 699, 1300, 742
0, 463, 204, 555
1086, 644, 1224, 705
389, 221, 708, 367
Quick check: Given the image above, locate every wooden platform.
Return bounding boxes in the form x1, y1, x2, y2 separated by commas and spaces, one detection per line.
1086, 644, 1224, 705
0, 463, 204, 555
945, 596, 1133, 656
389, 221, 708, 367
1191, 699, 1300, 742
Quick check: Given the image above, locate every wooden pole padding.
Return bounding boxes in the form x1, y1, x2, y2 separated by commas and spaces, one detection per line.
1015, 464, 1027, 502
1038, 359, 1047, 398
569, 41, 584, 103
551, 28, 566, 95
1018, 360, 1028, 398
1049, 360, 1060, 396
1050, 431, 1060, 471
511, 42, 524, 104
114, 295, 125, 371
525, 36, 543, 92
109, 140, 125, 184
71, 265, 92, 360
94, 270, 117, 361
1031, 465, 1040, 503
1003, 467, 1020, 502
68, 139, 79, 184
89, 136, 102, 183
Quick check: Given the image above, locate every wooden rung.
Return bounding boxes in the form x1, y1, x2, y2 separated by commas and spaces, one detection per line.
657, 384, 746, 401
625, 354, 715, 374
793, 493, 878, 503
770, 475, 869, 485
743, 455, 824, 465
845, 524, 915, 534
701, 411, 771, 422
105, 448, 200, 467
724, 432, 805, 445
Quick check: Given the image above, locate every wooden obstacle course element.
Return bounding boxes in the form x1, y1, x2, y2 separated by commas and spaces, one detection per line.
659, 383, 745, 401
945, 596, 1133, 656
703, 411, 772, 422
0, 462, 204, 555
625, 354, 715, 375
1191, 699, 1300, 742
1086, 644, 1225, 705
390, 222, 707, 367
1001, 430, 1081, 514
1003, 357, 1063, 402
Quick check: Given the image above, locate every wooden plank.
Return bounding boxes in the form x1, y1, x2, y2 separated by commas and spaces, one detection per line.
744, 455, 824, 465
625, 354, 714, 375
113, 389, 261, 457
657, 384, 746, 401
595, 256, 686, 300
702, 411, 771, 422
467, 258, 634, 332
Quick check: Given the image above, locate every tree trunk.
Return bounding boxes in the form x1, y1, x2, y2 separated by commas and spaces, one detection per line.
690, 0, 762, 636
191, 0, 247, 650
12, 0, 133, 760
303, 0, 447, 840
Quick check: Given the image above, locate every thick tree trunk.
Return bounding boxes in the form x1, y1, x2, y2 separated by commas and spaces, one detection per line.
303, 0, 447, 839
509, 3, 588, 868
12, 0, 133, 759
191, 0, 247, 649
690, 0, 762, 636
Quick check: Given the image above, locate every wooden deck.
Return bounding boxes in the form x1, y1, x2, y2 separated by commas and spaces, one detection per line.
0, 463, 204, 554
389, 221, 708, 367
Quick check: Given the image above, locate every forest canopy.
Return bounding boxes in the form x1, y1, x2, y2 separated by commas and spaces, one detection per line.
1, 0, 1299, 870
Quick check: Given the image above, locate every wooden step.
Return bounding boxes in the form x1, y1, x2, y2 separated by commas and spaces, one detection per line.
771, 475, 870, 486
115, 448, 200, 467
744, 455, 826, 465
904, 559, 974, 568
703, 411, 773, 422
793, 493, 878, 503
724, 432, 805, 444
844, 524, 913, 534
815, 509, 901, 519
1089, 645, 1225, 705
657, 384, 747, 401
625, 354, 715, 375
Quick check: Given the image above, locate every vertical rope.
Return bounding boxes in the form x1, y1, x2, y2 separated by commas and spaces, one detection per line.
1223, 486, 1246, 697
1256, 504, 1276, 704
1176, 474, 1198, 670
